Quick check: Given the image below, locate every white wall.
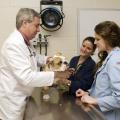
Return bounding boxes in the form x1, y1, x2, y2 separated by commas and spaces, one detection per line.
0, 0, 120, 61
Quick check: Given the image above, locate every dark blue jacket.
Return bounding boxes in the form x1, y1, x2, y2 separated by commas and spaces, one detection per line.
69, 56, 96, 96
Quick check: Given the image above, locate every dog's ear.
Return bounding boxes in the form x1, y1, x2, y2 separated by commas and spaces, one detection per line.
43, 57, 54, 71
46, 57, 53, 64
48, 61, 54, 69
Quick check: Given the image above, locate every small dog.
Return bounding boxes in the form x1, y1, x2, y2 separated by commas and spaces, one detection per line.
42, 52, 69, 100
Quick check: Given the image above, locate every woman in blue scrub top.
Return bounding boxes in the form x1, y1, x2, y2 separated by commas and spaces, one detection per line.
76, 21, 120, 120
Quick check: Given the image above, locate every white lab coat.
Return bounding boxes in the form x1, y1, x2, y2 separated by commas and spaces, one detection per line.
0, 29, 54, 120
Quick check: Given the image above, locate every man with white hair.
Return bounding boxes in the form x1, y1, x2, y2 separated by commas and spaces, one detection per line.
0, 8, 73, 120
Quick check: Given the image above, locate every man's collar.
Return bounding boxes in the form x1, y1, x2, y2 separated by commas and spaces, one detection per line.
18, 30, 30, 46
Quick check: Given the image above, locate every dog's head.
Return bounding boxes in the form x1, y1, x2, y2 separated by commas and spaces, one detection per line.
44, 52, 68, 71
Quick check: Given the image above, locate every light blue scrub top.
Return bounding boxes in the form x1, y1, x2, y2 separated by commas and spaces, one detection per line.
90, 47, 120, 120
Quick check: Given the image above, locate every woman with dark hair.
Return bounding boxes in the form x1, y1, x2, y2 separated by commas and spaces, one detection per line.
76, 21, 120, 120
95, 51, 108, 72
68, 36, 96, 96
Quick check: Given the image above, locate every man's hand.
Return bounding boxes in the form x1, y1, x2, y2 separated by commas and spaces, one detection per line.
54, 68, 75, 79
57, 79, 71, 86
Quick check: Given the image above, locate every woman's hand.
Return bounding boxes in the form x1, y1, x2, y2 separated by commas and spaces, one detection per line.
76, 89, 89, 97
81, 95, 97, 105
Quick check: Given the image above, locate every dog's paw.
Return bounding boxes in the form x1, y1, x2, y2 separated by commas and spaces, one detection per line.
43, 94, 50, 101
